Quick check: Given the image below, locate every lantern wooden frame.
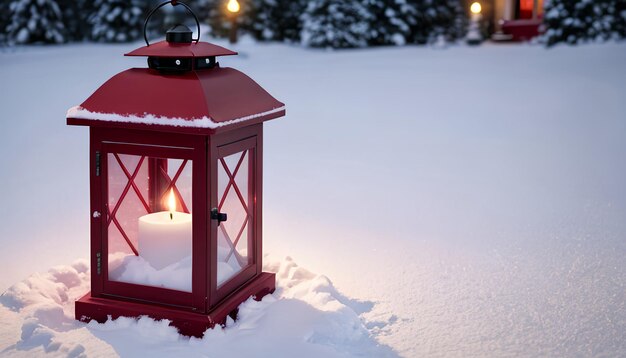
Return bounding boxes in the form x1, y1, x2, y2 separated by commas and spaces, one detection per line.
74, 124, 274, 336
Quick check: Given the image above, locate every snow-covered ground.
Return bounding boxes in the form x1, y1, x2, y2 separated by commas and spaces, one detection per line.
1, 38, 625, 357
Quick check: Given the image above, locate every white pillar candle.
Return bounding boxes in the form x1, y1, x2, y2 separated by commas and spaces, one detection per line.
138, 190, 192, 270
138, 211, 192, 270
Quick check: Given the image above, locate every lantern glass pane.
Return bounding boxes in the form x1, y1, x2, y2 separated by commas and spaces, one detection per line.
216, 149, 253, 287
234, 152, 248, 201
106, 153, 193, 293
168, 158, 193, 209
217, 163, 229, 201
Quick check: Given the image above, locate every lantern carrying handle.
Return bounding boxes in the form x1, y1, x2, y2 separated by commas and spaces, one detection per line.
143, 0, 201, 46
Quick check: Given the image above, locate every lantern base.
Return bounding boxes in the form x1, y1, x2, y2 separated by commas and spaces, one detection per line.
75, 272, 275, 337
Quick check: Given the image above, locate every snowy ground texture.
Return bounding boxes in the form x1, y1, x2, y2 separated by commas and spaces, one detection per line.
1, 38, 626, 357
0, 257, 392, 357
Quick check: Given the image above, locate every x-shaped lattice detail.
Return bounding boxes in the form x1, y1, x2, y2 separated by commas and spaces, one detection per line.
219, 151, 250, 267
107, 155, 189, 256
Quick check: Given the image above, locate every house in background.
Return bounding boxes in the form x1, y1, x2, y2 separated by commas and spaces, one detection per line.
468, 0, 544, 41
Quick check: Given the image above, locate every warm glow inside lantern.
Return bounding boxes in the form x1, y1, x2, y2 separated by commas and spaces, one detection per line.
67, 1, 285, 336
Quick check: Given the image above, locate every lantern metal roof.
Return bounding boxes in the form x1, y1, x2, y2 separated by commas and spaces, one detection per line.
67, 31, 285, 134
125, 40, 238, 58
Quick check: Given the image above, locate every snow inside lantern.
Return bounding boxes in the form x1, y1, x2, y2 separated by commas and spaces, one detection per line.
67, 0, 285, 337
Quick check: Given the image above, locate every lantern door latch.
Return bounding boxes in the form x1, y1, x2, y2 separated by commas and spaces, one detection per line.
96, 252, 102, 275
211, 208, 227, 225
95, 151, 101, 176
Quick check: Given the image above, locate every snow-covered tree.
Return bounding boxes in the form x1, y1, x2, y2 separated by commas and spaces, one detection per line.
89, 0, 146, 43
298, 0, 467, 48
408, 0, 466, 44
0, 1, 11, 45
615, 1, 626, 37
363, 0, 416, 46
248, 0, 307, 42
543, 0, 626, 46
201, 0, 231, 38
59, 0, 94, 41
139, 0, 168, 41
187, 0, 210, 28
4, 0, 68, 44
301, 0, 373, 48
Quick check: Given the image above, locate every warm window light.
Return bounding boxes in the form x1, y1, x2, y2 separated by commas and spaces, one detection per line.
168, 189, 176, 219
227, 0, 240, 13
470, 2, 482, 14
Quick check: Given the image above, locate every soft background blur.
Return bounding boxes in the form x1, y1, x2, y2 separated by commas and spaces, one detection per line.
1, 0, 625, 48
1, 0, 625, 357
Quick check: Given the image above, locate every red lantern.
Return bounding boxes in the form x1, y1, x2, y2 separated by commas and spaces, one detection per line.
67, 1, 285, 337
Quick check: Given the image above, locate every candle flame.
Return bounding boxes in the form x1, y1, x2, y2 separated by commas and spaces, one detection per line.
227, 0, 240, 13
168, 189, 176, 219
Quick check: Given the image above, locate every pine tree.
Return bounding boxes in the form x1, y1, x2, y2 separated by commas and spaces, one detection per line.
142, 0, 168, 41
301, 0, 373, 48
189, 0, 212, 23
364, 0, 416, 46
543, 0, 626, 46
0, 1, 11, 45
408, 0, 466, 44
248, 0, 307, 43
615, 1, 626, 38
207, 0, 230, 38
184, 0, 234, 39
4, 0, 68, 44
89, 0, 146, 43
59, 0, 94, 41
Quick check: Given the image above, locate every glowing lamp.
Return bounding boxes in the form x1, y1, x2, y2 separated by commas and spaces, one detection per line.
467, 1, 483, 44
227, 0, 240, 13
68, 0, 285, 337
226, 0, 241, 44
470, 2, 482, 14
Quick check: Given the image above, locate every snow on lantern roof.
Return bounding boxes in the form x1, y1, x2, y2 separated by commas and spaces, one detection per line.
66, 67, 285, 133
125, 40, 238, 58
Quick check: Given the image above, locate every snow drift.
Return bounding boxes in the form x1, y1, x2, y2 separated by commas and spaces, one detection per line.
0, 256, 397, 357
